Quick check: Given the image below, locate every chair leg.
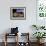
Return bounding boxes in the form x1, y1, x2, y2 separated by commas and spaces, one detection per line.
4, 33, 7, 46
4, 41, 7, 46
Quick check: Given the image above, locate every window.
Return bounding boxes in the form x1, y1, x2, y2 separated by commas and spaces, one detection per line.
37, 0, 46, 18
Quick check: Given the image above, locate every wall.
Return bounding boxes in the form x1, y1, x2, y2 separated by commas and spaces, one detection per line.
0, 0, 36, 42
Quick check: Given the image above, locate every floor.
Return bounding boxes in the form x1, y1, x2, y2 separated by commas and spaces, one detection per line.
0, 42, 46, 46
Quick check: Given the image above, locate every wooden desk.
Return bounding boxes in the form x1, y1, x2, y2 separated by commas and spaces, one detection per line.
4, 33, 18, 46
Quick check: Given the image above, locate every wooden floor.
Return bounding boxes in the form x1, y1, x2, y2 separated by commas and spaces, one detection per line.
0, 42, 46, 46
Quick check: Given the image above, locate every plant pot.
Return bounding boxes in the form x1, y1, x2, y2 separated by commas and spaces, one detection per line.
37, 39, 44, 44
37, 39, 40, 43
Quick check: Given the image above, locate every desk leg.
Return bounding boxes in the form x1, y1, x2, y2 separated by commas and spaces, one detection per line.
5, 41, 7, 46
16, 34, 18, 46
4, 34, 7, 46
26, 34, 29, 46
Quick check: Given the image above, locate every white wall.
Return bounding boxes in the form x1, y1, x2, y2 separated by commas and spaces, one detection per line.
0, 0, 36, 42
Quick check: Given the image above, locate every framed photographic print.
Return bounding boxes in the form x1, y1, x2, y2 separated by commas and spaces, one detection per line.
10, 7, 26, 20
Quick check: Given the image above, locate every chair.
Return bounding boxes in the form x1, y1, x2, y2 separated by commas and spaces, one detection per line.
18, 33, 30, 46
4, 27, 19, 46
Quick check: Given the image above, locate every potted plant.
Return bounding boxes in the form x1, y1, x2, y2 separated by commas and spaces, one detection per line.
33, 32, 46, 43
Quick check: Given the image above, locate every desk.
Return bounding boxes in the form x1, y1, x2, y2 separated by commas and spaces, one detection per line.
4, 33, 18, 46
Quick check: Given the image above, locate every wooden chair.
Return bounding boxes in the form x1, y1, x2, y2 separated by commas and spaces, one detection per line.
19, 33, 30, 46
4, 33, 18, 46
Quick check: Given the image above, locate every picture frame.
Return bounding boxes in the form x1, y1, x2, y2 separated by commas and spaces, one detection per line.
10, 7, 26, 20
